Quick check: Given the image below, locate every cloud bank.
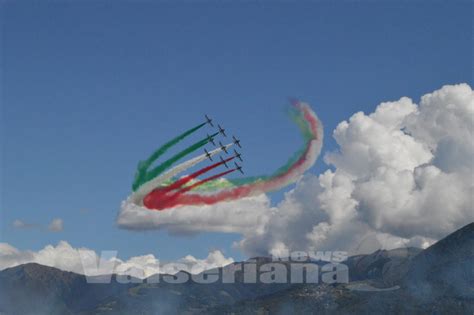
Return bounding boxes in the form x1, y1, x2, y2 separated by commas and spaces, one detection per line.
0, 241, 234, 278
117, 83, 473, 257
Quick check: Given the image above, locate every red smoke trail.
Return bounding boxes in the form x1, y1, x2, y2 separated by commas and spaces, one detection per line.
144, 169, 236, 210
144, 102, 321, 210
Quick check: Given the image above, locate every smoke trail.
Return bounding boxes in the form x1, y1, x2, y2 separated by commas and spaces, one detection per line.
162, 156, 235, 192
133, 123, 206, 190
226, 105, 315, 186
179, 169, 236, 193
144, 169, 236, 210
143, 101, 322, 210
135, 132, 219, 189
129, 143, 234, 205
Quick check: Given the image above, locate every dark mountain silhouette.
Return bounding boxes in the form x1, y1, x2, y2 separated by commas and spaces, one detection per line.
1, 223, 473, 314
404, 222, 474, 300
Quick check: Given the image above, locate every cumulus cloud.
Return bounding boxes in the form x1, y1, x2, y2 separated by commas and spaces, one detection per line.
0, 241, 234, 278
239, 83, 473, 256
117, 83, 473, 257
48, 218, 64, 232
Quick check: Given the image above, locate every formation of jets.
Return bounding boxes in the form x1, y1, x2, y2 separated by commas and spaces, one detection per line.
204, 114, 244, 175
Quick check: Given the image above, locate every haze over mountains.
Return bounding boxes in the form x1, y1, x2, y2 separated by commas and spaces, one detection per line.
1, 223, 472, 314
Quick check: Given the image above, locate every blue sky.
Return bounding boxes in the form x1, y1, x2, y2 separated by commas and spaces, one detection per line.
1, 1, 471, 262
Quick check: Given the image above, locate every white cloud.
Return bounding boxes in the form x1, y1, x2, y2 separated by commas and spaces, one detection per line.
0, 241, 234, 278
48, 218, 64, 232
238, 83, 473, 256
117, 194, 272, 235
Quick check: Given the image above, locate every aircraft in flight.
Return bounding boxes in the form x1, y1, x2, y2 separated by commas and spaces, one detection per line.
234, 162, 244, 174
219, 141, 228, 154
207, 134, 216, 146
204, 148, 213, 161
218, 124, 227, 137
234, 149, 243, 161
220, 156, 229, 168
205, 114, 214, 127
232, 136, 241, 148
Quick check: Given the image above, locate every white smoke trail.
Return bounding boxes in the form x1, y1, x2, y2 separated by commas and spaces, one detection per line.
130, 143, 234, 205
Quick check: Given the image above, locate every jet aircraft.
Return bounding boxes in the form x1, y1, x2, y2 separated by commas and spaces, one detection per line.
234, 149, 243, 161
218, 124, 227, 137
232, 136, 241, 148
205, 114, 214, 127
204, 148, 213, 161
234, 162, 244, 174
220, 156, 229, 168
207, 134, 216, 146
219, 141, 228, 154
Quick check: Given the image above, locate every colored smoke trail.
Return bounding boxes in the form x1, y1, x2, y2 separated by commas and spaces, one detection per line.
144, 101, 323, 210
136, 132, 219, 188
179, 169, 236, 193
129, 143, 234, 205
226, 104, 316, 187
143, 168, 236, 210
132, 122, 206, 191
162, 156, 235, 192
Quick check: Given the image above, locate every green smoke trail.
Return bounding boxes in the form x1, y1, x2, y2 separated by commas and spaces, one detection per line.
132, 122, 206, 191
226, 106, 313, 187
185, 178, 235, 191
135, 132, 219, 189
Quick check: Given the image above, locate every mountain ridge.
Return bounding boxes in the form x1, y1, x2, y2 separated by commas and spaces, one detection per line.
1, 222, 473, 314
